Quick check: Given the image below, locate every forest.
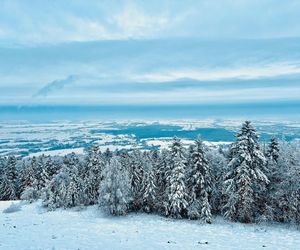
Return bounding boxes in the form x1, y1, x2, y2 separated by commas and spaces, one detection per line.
1, 121, 300, 225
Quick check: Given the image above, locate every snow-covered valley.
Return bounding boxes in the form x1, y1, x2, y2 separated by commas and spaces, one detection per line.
1, 119, 300, 157
1, 201, 299, 250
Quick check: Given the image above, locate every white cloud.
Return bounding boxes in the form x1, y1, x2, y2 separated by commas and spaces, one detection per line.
134, 62, 300, 82
1, 0, 300, 44
111, 5, 170, 38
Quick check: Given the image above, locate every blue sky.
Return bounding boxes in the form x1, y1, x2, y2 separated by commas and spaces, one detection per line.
0, 0, 300, 106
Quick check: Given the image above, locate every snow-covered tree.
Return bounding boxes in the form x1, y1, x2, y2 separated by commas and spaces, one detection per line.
165, 137, 189, 218
129, 150, 144, 210
66, 165, 83, 207
272, 141, 300, 224
83, 145, 104, 205
261, 137, 281, 222
141, 158, 157, 213
43, 165, 70, 210
187, 139, 212, 223
0, 157, 7, 176
98, 156, 131, 215
222, 121, 269, 223
267, 136, 280, 163
19, 159, 36, 195
206, 147, 227, 214
6, 156, 18, 193
0, 156, 18, 200
0, 173, 17, 200
155, 149, 169, 211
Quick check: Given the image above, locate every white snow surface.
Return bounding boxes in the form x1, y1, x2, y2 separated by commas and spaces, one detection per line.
0, 201, 299, 250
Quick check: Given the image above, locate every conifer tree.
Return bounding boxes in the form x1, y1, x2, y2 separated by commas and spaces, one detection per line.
66, 168, 83, 208
141, 158, 157, 213
187, 139, 212, 223
262, 137, 281, 221
43, 165, 70, 210
19, 159, 36, 194
267, 136, 280, 163
223, 121, 269, 223
165, 137, 189, 218
6, 156, 18, 193
0, 173, 17, 200
155, 149, 169, 210
129, 150, 144, 210
98, 156, 131, 215
84, 145, 104, 205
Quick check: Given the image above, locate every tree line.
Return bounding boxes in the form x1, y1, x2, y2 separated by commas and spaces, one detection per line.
0, 121, 300, 224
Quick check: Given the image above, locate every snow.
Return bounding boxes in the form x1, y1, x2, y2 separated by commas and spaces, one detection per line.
29, 148, 85, 157
1, 119, 300, 157
1, 201, 299, 250
145, 138, 231, 149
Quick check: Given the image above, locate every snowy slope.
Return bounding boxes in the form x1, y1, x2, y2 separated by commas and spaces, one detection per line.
0, 201, 299, 250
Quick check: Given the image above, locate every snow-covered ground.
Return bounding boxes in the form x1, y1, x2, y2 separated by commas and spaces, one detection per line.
1, 120, 300, 157
1, 201, 299, 250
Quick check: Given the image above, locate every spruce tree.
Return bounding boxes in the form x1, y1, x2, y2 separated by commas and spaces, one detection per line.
66, 164, 83, 207
223, 121, 269, 223
187, 139, 212, 223
165, 137, 189, 218
6, 156, 18, 194
267, 136, 280, 163
141, 158, 157, 213
83, 145, 104, 205
19, 158, 36, 194
262, 136, 280, 222
129, 150, 144, 210
98, 156, 131, 215
43, 165, 70, 210
0, 174, 17, 200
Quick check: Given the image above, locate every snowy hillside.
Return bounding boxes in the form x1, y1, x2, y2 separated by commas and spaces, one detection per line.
1, 201, 299, 250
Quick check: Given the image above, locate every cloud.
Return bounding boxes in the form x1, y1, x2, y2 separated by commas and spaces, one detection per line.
0, 1, 172, 44
0, 38, 300, 105
1, 0, 300, 44
133, 62, 300, 82
33, 75, 78, 98
110, 4, 170, 38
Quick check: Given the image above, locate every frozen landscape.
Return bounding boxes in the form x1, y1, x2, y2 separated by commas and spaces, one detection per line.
1, 119, 300, 157
1, 200, 299, 250
1, 1, 300, 249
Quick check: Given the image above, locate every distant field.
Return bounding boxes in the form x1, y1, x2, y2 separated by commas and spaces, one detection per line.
0, 119, 300, 157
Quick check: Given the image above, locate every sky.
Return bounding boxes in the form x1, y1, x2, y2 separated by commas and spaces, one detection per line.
0, 0, 300, 106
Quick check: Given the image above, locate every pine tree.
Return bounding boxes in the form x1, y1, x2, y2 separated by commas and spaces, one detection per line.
274, 142, 300, 223
206, 147, 227, 214
0, 156, 18, 200
223, 121, 269, 223
0, 173, 17, 200
262, 137, 280, 222
44, 156, 59, 178
19, 159, 36, 194
165, 137, 189, 218
0, 157, 7, 176
83, 145, 104, 205
267, 136, 280, 163
98, 156, 131, 215
66, 164, 83, 207
187, 139, 212, 223
141, 158, 157, 213
155, 149, 169, 211
34, 155, 45, 191
43, 165, 70, 210
129, 150, 144, 210
6, 156, 18, 195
